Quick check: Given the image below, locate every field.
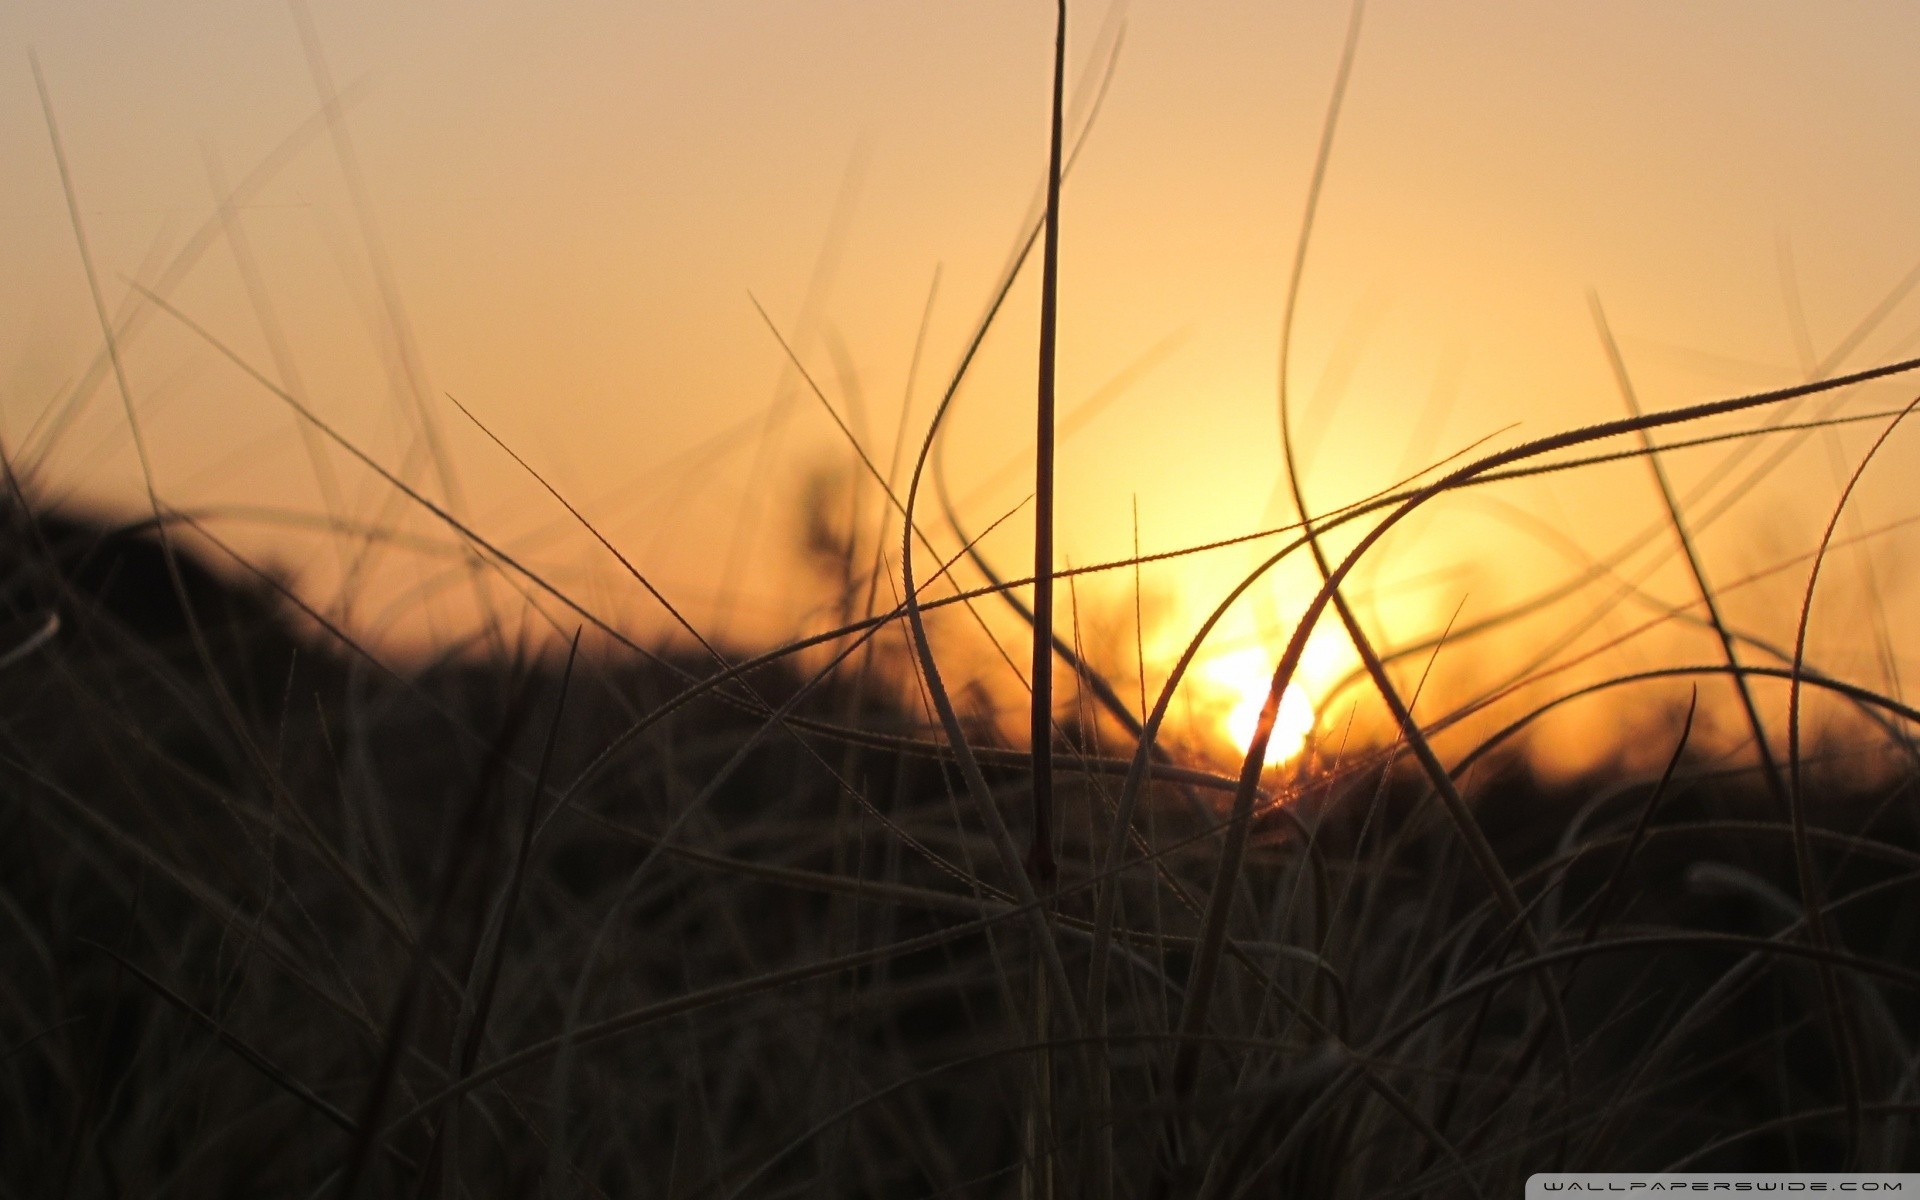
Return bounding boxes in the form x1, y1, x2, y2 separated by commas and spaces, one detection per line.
8, 3, 1920, 1197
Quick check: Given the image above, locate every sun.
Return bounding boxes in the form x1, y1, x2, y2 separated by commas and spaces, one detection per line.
1200, 648, 1317, 767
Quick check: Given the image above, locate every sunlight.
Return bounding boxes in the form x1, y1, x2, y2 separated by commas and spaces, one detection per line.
1200, 648, 1317, 767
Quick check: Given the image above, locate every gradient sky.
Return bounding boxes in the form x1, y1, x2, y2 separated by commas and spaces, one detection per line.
9, 1, 1920, 767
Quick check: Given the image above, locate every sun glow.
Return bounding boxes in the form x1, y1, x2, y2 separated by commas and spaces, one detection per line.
1199, 648, 1317, 767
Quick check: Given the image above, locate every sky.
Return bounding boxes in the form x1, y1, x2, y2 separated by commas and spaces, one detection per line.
8, 1, 1920, 771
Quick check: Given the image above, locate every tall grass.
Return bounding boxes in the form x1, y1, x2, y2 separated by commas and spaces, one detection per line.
10, 5, 1920, 1198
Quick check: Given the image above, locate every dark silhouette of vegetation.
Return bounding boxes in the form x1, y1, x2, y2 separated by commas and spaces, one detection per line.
5, 497, 1920, 1198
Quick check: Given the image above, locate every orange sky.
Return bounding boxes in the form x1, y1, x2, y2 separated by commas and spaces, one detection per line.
8, 1, 1920, 770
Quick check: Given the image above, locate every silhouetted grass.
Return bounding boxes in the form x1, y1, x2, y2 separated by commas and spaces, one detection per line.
8, 488, 1920, 1198
12, 4, 1920, 1196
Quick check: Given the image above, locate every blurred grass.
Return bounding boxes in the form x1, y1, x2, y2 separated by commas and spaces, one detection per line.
10, 5, 1920, 1196
6, 446, 1920, 1197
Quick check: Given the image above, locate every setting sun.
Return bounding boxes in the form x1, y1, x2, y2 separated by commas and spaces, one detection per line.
17, 2, 1920, 1191
1199, 648, 1318, 767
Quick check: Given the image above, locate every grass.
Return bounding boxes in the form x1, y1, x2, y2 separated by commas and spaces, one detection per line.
10, 3, 1920, 1196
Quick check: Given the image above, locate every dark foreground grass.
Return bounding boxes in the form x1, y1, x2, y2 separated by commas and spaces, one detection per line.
14, 5, 1920, 1195
4, 497, 1920, 1200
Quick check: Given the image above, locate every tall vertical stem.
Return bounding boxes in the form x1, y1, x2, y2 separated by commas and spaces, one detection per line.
1029, 0, 1068, 888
